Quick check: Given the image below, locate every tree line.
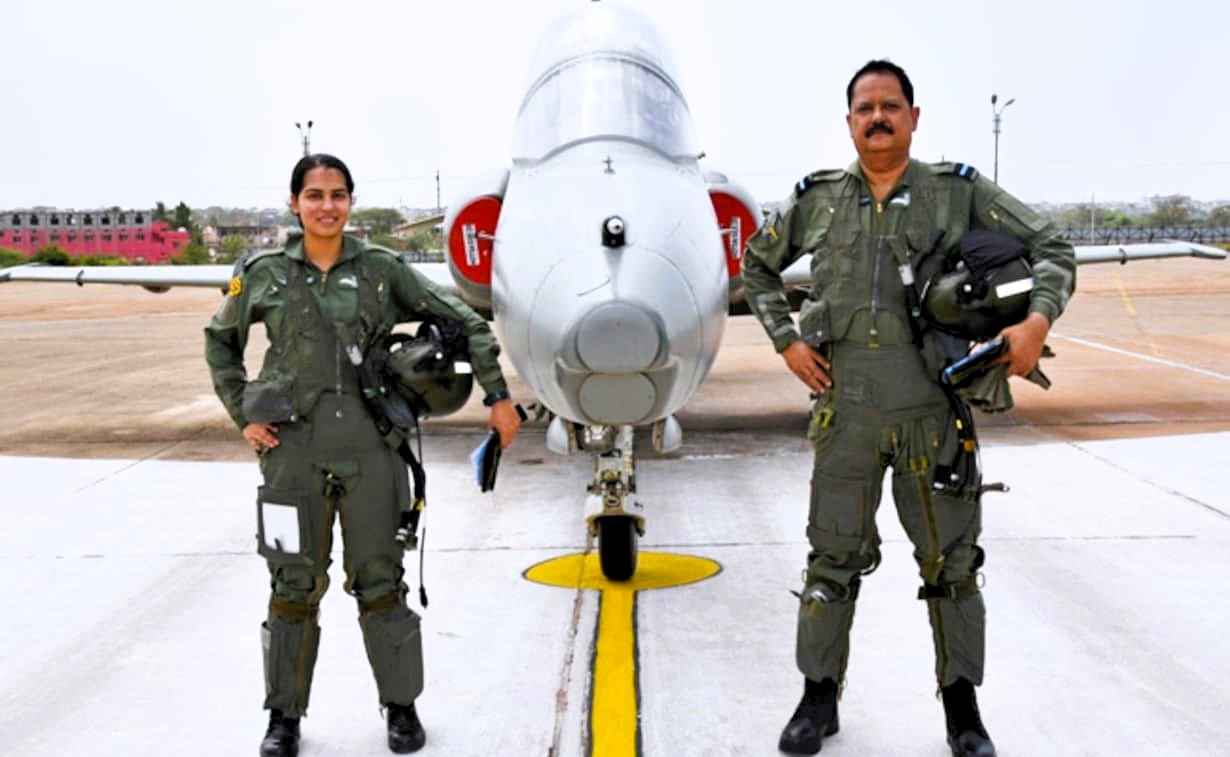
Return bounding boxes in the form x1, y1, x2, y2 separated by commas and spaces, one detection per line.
1045, 195, 1230, 229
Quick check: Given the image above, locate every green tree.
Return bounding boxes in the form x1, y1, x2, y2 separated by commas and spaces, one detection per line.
1102, 210, 1139, 228
1058, 204, 1107, 228
77, 254, 128, 266
1147, 195, 1195, 227
369, 233, 408, 251
152, 201, 170, 223
31, 246, 72, 265
404, 229, 440, 253
0, 247, 28, 267
169, 239, 211, 265
1206, 205, 1230, 227
219, 234, 249, 263
350, 207, 405, 236
172, 201, 194, 231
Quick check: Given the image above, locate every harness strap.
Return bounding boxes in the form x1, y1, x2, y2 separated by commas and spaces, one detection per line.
270, 596, 319, 622
357, 590, 405, 616
917, 576, 980, 601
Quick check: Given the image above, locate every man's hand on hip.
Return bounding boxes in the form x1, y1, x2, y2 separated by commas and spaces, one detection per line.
782, 340, 833, 394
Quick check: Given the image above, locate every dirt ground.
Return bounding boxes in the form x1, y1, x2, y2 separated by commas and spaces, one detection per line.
1, 257, 1227, 461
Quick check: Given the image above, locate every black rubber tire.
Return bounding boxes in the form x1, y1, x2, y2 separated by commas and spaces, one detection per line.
597, 516, 638, 581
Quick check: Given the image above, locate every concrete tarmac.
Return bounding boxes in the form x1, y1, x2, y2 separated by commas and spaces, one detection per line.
0, 258, 1227, 755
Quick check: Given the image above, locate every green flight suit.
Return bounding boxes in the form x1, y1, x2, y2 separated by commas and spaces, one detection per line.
742, 160, 1076, 688
205, 234, 508, 716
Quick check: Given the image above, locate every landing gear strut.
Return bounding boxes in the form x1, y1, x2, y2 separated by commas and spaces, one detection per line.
586, 425, 644, 581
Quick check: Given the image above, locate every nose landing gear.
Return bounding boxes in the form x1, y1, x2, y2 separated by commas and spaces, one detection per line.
586, 425, 644, 581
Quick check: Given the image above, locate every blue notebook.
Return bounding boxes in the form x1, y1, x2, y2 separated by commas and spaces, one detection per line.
471, 430, 503, 492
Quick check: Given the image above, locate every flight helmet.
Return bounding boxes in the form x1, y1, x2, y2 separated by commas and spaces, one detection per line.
383, 321, 474, 418
920, 229, 1034, 341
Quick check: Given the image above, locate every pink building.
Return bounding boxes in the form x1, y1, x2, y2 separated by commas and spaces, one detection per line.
0, 209, 190, 263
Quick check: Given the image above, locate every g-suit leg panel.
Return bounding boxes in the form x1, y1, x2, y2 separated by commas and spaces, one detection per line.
338, 444, 424, 706
797, 417, 886, 686
256, 420, 335, 716
889, 410, 986, 688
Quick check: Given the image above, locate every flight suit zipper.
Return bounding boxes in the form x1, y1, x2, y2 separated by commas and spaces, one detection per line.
327, 271, 344, 413
311, 263, 345, 414
869, 202, 885, 347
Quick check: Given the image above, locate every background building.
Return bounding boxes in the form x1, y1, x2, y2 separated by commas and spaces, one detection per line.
0, 209, 190, 262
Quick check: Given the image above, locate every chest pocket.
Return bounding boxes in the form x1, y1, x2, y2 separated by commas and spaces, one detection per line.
903, 210, 967, 277
317, 273, 362, 325
803, 206, 860, 291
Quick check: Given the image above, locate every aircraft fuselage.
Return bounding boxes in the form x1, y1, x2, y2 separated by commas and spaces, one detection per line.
491, 140, 727, 426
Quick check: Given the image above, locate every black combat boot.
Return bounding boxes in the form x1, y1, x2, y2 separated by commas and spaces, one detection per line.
259, 709, 300, 757
941, 678, 996, 757
386, 701, 426, 753
778, 677, 840, 754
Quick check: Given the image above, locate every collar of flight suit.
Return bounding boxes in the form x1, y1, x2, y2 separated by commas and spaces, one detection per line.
282, 233, 367, 268
845, 157, 930, 199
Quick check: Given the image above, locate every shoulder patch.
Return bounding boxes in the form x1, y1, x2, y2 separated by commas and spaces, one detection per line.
794, 168, 846, 198
933, 161, 979, 181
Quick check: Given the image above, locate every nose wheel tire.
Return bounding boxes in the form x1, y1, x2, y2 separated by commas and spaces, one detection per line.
597, 515, 639, 581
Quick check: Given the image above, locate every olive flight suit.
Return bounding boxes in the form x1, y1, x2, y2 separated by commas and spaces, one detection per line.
742, 160, 1076, 688
205, 234, 508, 716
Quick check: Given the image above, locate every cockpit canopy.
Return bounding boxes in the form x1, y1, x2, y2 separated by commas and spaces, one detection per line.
512, 5, 699, 161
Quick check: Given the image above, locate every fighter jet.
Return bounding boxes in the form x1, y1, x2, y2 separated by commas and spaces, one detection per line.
3, 3, 1224, 581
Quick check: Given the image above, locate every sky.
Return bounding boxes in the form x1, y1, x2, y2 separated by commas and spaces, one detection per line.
2, 0, 1227, 213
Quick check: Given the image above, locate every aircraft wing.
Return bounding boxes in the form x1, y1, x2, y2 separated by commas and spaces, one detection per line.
1072, 240, 1226, 265
0, 263, 233, 290
732, 239, 1226, 314
0, 260, 460, 295
775, 240, 1226, 289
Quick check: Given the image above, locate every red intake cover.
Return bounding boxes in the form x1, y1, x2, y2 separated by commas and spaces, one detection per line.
709, 190, 758, 278
447, 196, 502, 286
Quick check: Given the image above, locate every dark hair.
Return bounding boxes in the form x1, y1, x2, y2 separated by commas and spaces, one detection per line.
846, 60, 914, 109
290, 153, 355, 197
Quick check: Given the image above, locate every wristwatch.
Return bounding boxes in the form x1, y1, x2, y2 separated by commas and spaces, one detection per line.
482, 389, 511, 407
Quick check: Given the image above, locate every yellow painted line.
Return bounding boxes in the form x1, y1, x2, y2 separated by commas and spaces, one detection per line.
525, 552, 721, 757
594, 586, 637, 754
1111, 268, 1139, 319
1111, 268, 1164, 356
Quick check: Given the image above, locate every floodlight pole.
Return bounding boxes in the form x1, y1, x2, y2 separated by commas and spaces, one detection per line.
295, 120, 314, 156
991, 94, 1015, 184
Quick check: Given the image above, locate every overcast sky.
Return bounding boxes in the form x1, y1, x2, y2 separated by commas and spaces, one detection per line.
3, 0, 1227, 213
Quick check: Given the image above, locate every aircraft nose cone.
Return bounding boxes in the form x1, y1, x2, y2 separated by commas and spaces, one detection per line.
575, 301, 663, 373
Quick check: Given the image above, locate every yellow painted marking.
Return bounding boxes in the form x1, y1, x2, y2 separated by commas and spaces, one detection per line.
1112, 269, 1139, 318
1111, 269, 1164, 356
525, 552, 721, 756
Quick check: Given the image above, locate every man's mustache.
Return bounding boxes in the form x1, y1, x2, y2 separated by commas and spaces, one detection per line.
865, 122, 894, 138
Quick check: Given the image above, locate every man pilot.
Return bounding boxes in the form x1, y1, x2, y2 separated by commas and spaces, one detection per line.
741, 59, 1076, 756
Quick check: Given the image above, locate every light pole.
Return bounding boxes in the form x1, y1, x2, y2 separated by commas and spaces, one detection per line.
990, 94, 1014, 184
295, 120, 314, 156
